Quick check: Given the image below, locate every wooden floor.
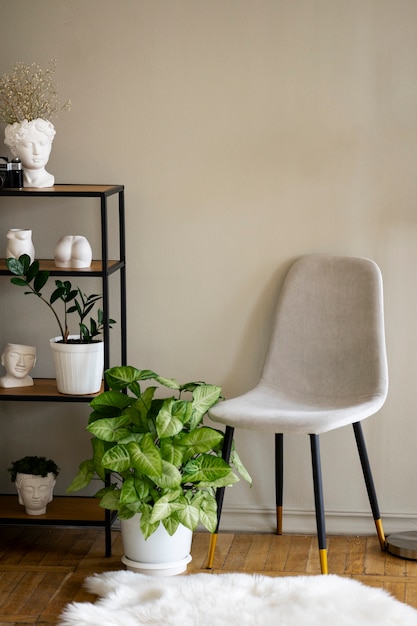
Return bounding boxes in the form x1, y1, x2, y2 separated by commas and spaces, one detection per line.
1, 526, 417, 625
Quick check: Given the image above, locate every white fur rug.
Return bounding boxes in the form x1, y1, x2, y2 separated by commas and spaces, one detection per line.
58, 570, 417, 626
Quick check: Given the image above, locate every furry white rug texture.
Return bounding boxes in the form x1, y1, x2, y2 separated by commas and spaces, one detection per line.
58, 570, 417, 626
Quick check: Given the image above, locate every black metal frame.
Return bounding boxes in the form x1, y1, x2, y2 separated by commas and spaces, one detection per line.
0, 184, 127, 557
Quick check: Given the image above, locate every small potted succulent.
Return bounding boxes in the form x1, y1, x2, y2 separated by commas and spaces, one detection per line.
6, 254, 116, 394
67, 366, 251, 575
8, 455, 60, 515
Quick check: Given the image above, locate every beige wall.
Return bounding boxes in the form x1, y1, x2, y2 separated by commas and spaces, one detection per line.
1, 0, 417, 535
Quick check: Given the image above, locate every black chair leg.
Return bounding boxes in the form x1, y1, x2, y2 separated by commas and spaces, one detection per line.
353, 421, 386, 550
310, 434, 328, 574
206, 425, 235, 568
275, 433, 283, 534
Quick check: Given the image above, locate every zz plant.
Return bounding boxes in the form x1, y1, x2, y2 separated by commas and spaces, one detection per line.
67, 366, 251, 539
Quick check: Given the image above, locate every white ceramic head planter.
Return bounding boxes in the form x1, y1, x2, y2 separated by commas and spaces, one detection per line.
0, 343, 36, 388
6, 228, 35, 262
54, 235, 93, 269
15, 472, 56, 515
4, 118, 56, 188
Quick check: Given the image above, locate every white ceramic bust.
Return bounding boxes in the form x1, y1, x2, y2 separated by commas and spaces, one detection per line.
15, 472, 56, 515
0, 343, 36, 388
54, 235, 92, 268
6, 228, 35, 262
4, 118, 56, 188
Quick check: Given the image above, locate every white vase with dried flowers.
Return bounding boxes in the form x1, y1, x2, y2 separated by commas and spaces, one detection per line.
0, 60, 70, 188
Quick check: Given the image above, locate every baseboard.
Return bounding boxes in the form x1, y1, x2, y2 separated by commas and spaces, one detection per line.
216, 506, 417, 536
112, 506, 417, 536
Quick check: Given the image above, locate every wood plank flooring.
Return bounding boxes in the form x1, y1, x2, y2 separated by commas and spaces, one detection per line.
1, 525, 417, 625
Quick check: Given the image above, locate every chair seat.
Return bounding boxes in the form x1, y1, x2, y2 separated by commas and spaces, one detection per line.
209, 384, 386, 435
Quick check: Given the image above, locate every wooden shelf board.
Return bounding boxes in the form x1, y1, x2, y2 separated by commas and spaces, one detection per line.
0, 259, 123, 275
0, 495, 110, 524
0, 378, 103, 401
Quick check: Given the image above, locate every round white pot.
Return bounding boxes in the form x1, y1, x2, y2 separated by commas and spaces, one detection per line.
120, 514, 193, 576
50, 335, 104, 395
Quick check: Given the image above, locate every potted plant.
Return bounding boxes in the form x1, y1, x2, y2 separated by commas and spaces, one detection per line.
6, 254, 115, 394
8, 455, 60, 515
67, 366, 251, 575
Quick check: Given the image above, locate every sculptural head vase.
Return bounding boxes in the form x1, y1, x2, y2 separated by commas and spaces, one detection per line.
4, 118, 56, 188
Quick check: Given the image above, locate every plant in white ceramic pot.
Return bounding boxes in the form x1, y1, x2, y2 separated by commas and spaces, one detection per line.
0, 59, 70, 188
67, 366, 251, 573
8, 455, 60, 515
6, 254, 116, 394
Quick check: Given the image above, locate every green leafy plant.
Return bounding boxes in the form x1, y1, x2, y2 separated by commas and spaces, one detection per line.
6, 254, 115, 343
8, 455, 60, 482
67, 366, 251, 539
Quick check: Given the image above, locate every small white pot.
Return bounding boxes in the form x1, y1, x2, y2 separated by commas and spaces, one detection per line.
120, 514, 193, 576
50, 335, 104, 395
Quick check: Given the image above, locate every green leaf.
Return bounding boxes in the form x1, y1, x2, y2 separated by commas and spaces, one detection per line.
156, 399, 184, 438
189, 385, 222, 428
162, 515, 180, 536
10, 277, 28, 287
179, 427, 223, 455
177, 503, 200, 530
231, 448, 253, 485
91, 436, 111, 480
90, 390, 132, 415
127, 433, 162, 477
198, 493, 218, 532
101, 443, 131, 472
87, 414, 132, 442
105, 366, 143, 389
119, 475, 141, 505
99, 488, 121, 510
160, 439, 184, 466
140, 507, 161, 539
149, 491, 183, 523
182, 454, 234, 485
66, 459, 94, 493
149, 460, 182, 489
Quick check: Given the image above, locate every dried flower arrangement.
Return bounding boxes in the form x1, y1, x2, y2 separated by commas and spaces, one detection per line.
0, 59, 71, 125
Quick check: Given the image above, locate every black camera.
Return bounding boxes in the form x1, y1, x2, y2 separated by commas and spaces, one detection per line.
0, 156, 24, 190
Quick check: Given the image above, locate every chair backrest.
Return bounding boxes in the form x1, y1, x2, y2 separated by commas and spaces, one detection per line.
261, 255, 388, 402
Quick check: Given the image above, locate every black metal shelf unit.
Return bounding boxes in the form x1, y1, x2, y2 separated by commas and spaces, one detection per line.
0, 184, 127, 556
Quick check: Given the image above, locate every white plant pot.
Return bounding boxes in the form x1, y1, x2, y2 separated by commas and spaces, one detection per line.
50, 335, 104, 395
120, 514, 193, 576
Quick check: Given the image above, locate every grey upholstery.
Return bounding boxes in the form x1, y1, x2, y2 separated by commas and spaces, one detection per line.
207, 254, 389, 574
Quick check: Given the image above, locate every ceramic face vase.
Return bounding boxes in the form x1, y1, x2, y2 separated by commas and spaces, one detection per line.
6, 228, 35, 262
15, 472, 56, 515
4, 118, 56, 188
0, 343, 36, 388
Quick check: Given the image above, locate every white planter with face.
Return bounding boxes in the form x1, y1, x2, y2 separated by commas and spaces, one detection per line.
4, 118, 56, 188
15, 472, 56, 515
0, 343, 36, 388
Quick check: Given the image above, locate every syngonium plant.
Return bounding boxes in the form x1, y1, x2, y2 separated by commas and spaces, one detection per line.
67, 366, 252, 539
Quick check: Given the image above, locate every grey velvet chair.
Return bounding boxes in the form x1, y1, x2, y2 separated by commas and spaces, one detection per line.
207, 254, 389, 574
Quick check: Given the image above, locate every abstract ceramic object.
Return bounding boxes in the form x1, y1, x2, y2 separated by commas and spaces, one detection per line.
6, 228, 35, 262
54, 235, 92, 269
